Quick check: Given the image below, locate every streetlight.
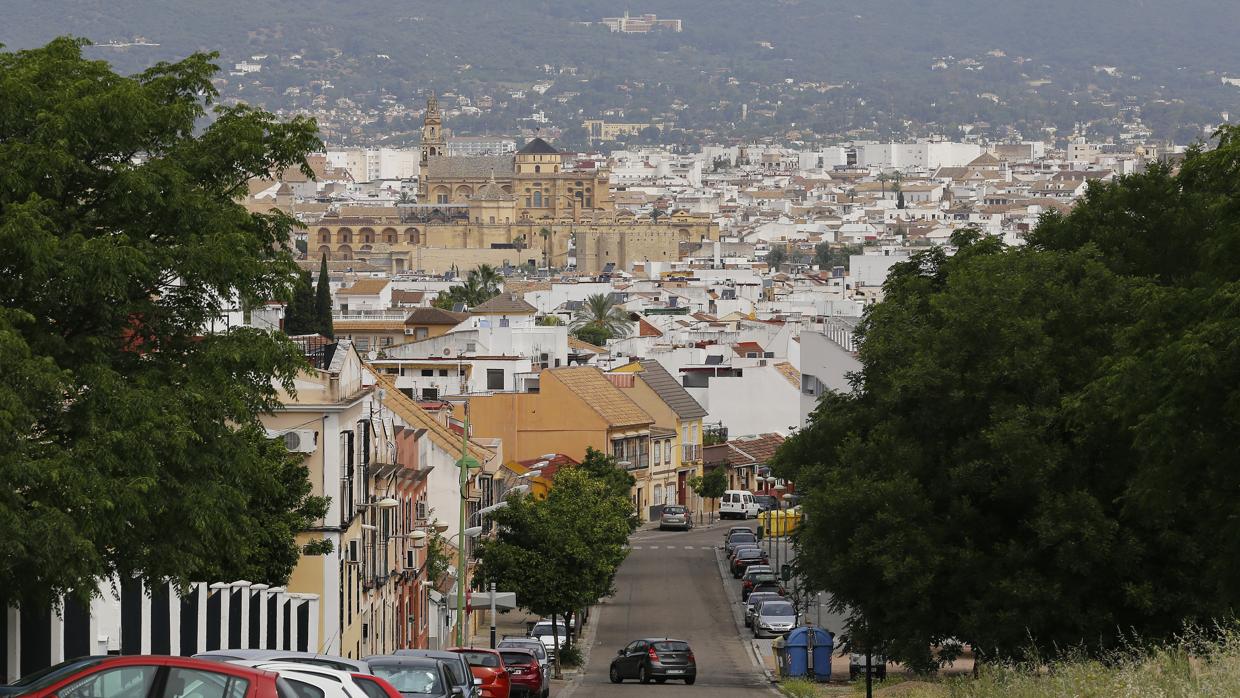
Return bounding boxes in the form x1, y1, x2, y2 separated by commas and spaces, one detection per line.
359, 497, 400, 509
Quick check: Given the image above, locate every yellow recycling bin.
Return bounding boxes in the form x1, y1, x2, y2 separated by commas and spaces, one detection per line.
760, 508, 802, 537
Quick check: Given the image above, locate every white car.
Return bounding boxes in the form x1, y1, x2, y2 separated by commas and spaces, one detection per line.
225, 661, 375, 698
528, 620, 569, 660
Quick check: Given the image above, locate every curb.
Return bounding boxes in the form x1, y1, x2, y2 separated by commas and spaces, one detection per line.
713, 546, 779, 686
552, 602, 603, 698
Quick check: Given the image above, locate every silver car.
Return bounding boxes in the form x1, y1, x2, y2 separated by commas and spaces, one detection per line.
658, 505, 693, 531
753, 599, 799, 638
744, 591, 783, 628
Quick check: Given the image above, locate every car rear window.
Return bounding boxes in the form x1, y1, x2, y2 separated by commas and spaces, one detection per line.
663, 506, 686, 514
499, 652, 534, 666
352, 677, 389, 698
730, 533, 756, 541
652, 642, 690, 652
740, 549, 763, 558
761, 602, 795, 615
456, 651, 501, 668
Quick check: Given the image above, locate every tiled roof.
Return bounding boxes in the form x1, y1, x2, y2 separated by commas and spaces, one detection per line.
568, 335, 608, 354
732, 341, 765, 356
391, 290, 425, 305
773, 361, 801, 388
637, 318, 664, 337
547, 367, 653, 428
371, 373, 492, 464
337, 278, 391, 296
471, 293, 537, 315
426, 155, 515, 179
404, 307, 468, 326
517, 137, 559, 155
637, 360, 708, 420
724, 433, 786, 467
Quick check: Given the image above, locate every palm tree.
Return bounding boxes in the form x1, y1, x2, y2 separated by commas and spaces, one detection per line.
876, 172, 890, 196
571, 293, 634, 340
471, 264, 503, 297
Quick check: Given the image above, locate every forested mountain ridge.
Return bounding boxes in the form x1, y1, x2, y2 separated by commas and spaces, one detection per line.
6, 0, 1240, 144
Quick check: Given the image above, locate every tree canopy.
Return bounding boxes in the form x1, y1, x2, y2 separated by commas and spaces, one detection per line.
432, 264, 501, 310
775, 128, 1240, 668
570, 293, 633, 343
0, 38, 327, 606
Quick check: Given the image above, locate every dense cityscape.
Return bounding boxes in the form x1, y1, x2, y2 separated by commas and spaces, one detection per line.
4, 3, 1240, 698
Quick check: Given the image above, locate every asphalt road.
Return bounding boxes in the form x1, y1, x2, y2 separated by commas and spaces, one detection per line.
564, 521, 779, 697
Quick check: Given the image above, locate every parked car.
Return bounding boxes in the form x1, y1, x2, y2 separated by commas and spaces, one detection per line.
719, 490, 761, 519
607, 638, 696, 685
389, 652, 477, 698
741, 571, 783, 599
228, 661, 398, 698
722, 526, 752, 543
732, 547, 770, 576
753, 599, 799, 638
724, 532, 758, 556
749, 580, 784, 598
658, 504, 693, 531
527, 620, 568, 661
195, 650, 371, 674
849, 653, 888, 681
744, 591, 784, 628
367, 655, 472, 698
495, 639, 548, 684
495, 649, 543, 698
752, 494, 779, 512
389, 651, 477, 698
2, 655, 281, 698
449, 649, 510, 698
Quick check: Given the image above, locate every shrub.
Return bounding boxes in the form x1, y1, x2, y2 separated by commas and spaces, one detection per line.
557, 644, 584, 667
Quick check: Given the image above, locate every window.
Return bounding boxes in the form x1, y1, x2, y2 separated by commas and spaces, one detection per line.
436, 194, 449, 204
381, 336, 393, 347
466, 342, 477, 353
487, 369, 505, 391
421, 369, 434, 377
653, 441, 662, 465
164, 668, 250, 698
439, 369, 448, 377
533, 191, 542, 207
421, 388, 439, 400
414, 327, 428, 340
62, 665, 157, 698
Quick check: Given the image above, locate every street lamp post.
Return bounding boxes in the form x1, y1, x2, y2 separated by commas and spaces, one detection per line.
454, 401, 482, 648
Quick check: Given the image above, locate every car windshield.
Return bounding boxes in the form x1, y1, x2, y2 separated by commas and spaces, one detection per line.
499, 652, 534, 666
368, 666, 444, 695
455, 651, 501, 668
531, 623, 563, 636
761, 602, 795, 616
748, 594, 779, 607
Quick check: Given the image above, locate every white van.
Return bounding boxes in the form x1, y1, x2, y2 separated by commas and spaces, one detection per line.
720, 490, 761, 520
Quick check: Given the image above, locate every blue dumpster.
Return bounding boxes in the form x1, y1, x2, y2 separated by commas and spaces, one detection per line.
785, 627, 833, 681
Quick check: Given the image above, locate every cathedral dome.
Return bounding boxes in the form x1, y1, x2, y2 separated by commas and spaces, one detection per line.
471, 178, 513, 201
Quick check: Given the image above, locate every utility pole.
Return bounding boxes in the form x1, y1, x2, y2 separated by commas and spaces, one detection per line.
489, 581, 498, 648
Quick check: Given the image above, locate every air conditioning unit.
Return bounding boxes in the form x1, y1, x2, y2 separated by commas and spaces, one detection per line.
283, 430, 318, 453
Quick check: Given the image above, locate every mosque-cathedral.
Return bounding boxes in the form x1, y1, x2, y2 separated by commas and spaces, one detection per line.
304, 95, 717, 274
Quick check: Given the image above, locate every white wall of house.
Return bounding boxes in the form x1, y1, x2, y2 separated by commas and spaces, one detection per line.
689, 365, 801, 437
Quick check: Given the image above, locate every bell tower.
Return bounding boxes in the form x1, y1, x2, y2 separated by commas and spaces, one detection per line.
419, 92, 446, 198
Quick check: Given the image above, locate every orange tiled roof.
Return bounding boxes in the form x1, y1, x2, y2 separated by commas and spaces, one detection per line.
546, 367, 653, 428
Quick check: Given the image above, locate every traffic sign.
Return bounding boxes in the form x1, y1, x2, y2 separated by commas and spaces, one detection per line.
448, 591, 517, 610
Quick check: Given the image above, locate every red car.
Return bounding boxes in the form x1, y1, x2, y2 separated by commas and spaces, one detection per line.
495, 648, 541, 698
3, 655, 281, 698
448, 648, 510, 698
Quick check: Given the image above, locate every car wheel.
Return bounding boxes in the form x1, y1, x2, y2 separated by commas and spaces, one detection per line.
685, 677, 696, 685
638, 664, 651, 684
609, 665, 622, 683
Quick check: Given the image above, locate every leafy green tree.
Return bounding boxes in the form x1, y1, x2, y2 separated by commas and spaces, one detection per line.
690, 466, 728, 515
431, 265, 502, 309
283, 269, 317, 335
577, 447, 637, 521
778, 127, 1240, 670
537, 315, 564, 326
314, 254, 334, 338
474, 466, 632, 677
572, 323, 610, 347
765, 244, 787, 270
0, 38, 328, 607
571, 293, 633, 340
813, 243, 863, 271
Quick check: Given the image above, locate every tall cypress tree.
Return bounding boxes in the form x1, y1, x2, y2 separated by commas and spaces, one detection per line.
283, 269, 316, 335
315, 254, 334, 339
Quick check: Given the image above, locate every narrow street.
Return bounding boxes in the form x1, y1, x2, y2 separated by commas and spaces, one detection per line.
564, 521, 779, 696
